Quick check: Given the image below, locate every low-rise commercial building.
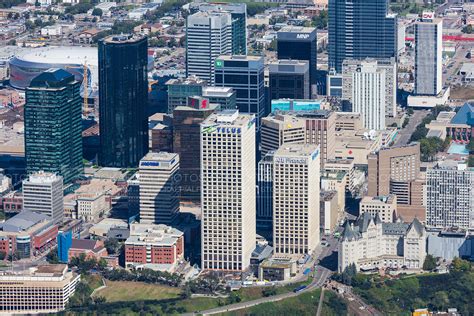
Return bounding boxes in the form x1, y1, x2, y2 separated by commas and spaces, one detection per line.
77, 192, 108, 222
68, 239, 108, 262
0, 210, 58, 259
125, 223, 184, 272
0, 265, 80, 314
258, 257, 297, 281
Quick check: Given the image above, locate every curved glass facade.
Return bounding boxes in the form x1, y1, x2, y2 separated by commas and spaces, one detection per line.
16, 235, 31, 259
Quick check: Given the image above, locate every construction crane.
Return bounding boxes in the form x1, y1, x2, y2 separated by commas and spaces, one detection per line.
65, 62, 90, 115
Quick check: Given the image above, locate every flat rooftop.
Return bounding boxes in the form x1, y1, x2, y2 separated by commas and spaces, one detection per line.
274, 144, 319, 158
25, 171, 61, 184
166, 75, 206, 86
102, 34, 145, 44
279, 26, 316, 33
140, 151, 178, 162
203, 110, 254, 127
0, 210, 51, 234
217, 55, 264, 62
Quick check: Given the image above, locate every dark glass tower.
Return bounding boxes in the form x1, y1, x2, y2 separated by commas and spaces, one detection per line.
329, 0, 397, 73
214, 55, 265, 126
269, 60, 310, 100
98, 34, 148, 167
25, 68, 83, 184
277, 26, 317, 94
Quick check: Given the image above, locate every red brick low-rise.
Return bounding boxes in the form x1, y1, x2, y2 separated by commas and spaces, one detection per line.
0, 210, 58, 258
125, 223, 184, 271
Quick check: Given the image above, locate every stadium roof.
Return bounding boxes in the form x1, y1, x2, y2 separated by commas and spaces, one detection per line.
16, 46, 98, 67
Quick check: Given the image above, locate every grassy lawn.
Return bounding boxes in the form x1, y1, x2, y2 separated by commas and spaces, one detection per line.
93, 280, 181, 302
175, 276, 313, 313
218, 289, 347, 316
73, 276, 316, 314
82, 274, 104, 290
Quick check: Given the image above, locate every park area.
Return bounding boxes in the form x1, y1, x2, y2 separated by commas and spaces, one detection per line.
93, 280, 181, 302
71, 275, 336, 315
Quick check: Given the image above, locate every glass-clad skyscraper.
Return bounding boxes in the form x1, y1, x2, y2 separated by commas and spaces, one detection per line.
277, 26, 317, 94
98, 34, 148, 168
329, 0, 397, 73
214, 55, 265, 127
189, 2, 247, 55
25, 68, 82, 184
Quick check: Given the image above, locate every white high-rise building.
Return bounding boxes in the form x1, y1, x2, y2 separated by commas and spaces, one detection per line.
415, 13, 442, 96
22, 171, 64, 224
200, 110, 256, 271
426, 161, 474, 229
186, 11, 232, 84
342, 58, 397, 118
139, 152, 180, 225
273, 144, 320, 256
350, 60, 386, 130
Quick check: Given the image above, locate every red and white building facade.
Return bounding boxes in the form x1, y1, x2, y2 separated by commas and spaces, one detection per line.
125, 223, 184, 272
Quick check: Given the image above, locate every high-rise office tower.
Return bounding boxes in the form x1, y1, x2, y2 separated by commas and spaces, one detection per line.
368, 143, 420, 197
273, 144, 320, 256
189, 2, 247, 55
172, 103, 218, 202
25, 69, 82, 184
22, 172, 64, 225
347, 60, 386, 130
98, 34, 148, 168
166, 76, 206, 113
328, 0, 397, 73
200, 110, 256, 271
186, 11, 232, 84
415, 13, 442, 96
260, 111, 336, 169
139, 152, 180, 225
277, 26, 317, 95
426, 161, 474, 229
214, 55, 265, 126
342, 58, 397, 118
269, 60, 310, 100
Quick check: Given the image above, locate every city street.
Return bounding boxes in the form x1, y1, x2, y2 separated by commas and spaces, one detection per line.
394, 109, 430, 146
187, 232, 341, 316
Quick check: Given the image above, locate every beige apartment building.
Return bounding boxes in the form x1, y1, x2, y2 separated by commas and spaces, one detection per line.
0, 265, 80, 314
360, 194, 397, 223
273, 144, 320, 256
260, 114, 305, 157
368, 143, 420, 197
200, 110, 256, 271
77, 192, 108, 221
368, 143, 425, 221
260, 110, 335, 168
